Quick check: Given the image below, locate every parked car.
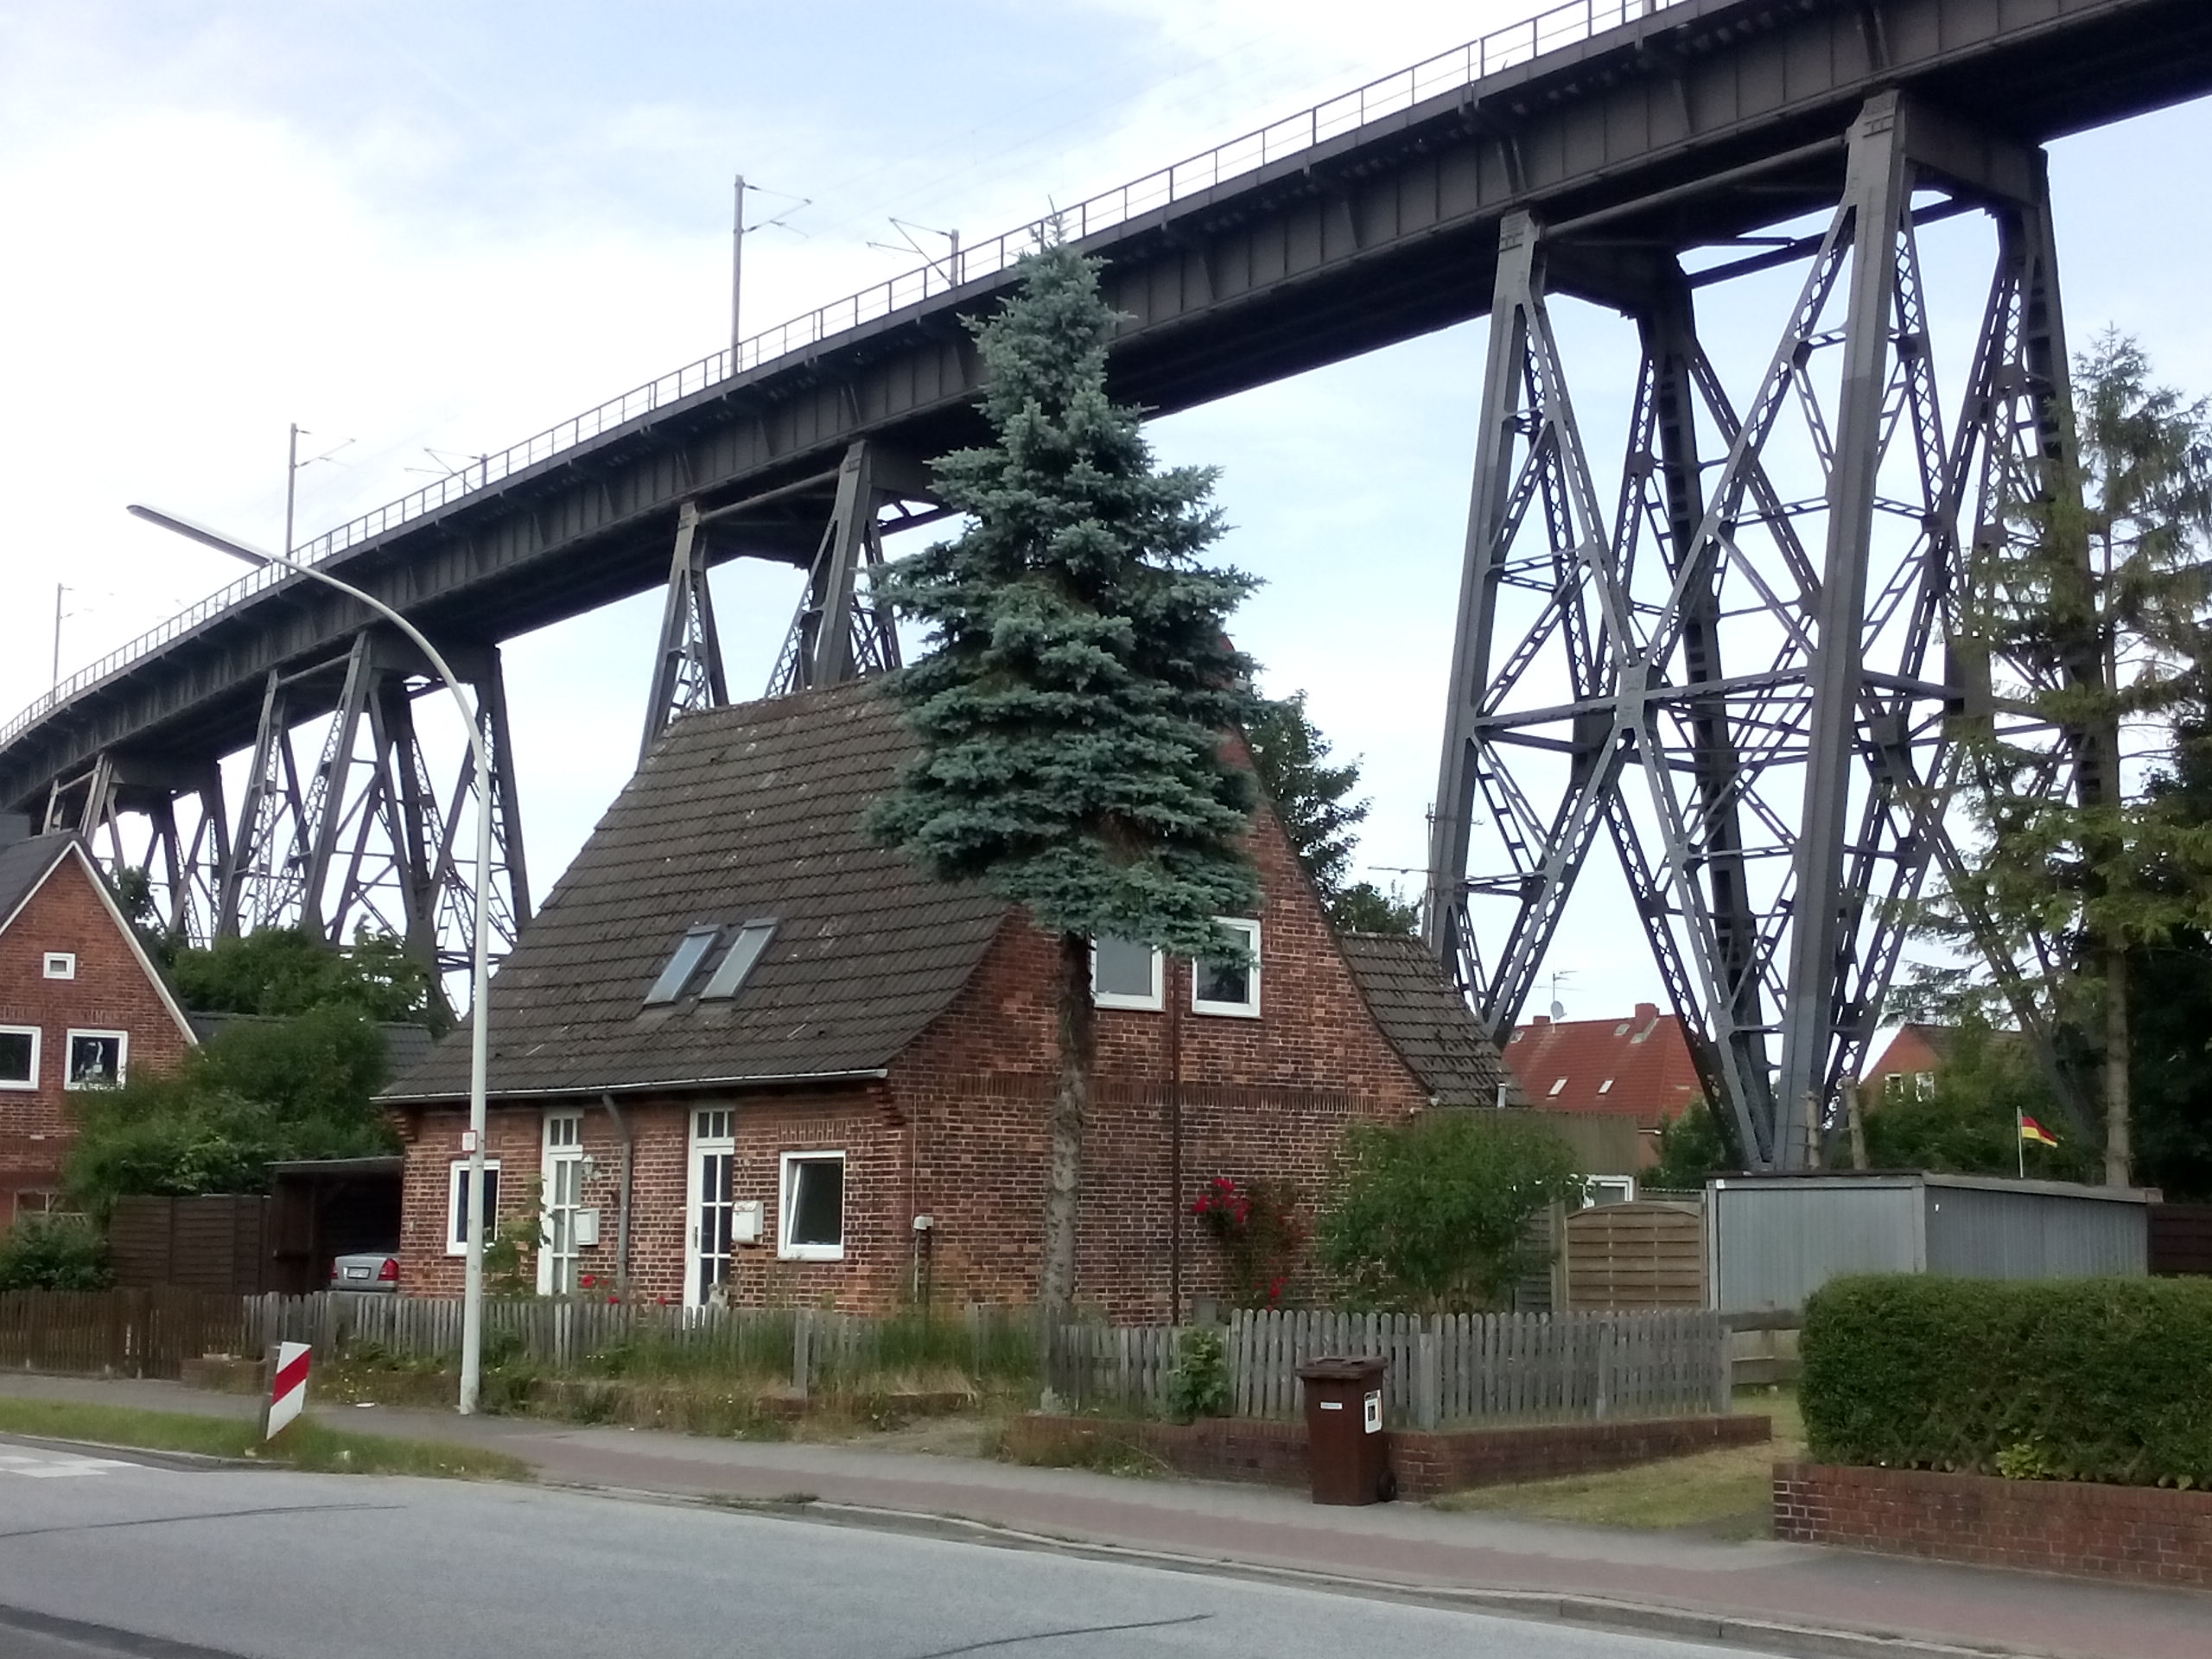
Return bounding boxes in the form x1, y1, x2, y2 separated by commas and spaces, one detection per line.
329, 1249, 399, 1292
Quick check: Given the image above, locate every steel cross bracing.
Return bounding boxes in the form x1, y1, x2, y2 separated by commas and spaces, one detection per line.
55, 629, 539, 986
1424, 92, 2087, 1168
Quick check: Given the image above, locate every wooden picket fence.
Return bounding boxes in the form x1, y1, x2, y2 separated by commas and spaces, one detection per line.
1049, 1307, 1728, 1427
0, 1288, 247, 1379
1, 1291, 1726, 1426
244, 1293, 1036, 1393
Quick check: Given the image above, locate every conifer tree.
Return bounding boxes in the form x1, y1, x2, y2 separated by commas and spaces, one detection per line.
865, 240, 1260, 1320
1937, 334, 2212, 1184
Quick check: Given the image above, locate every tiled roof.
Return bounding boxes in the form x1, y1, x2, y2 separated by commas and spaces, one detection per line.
385, 681, 1007, 1103
1336, 931, 1518, 1108
192, 1013, 437, 1078
0, 833, 75, 931
1502, 1004, 1702, 1126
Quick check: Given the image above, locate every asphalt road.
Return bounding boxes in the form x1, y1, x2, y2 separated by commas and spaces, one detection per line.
0, 1436, 1777, 1659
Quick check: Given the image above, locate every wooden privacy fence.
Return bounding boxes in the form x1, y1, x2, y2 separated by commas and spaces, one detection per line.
1050, 1307, 1729, 1427
0, 1289, 247, 1379
1562, 1201, 1707, 1310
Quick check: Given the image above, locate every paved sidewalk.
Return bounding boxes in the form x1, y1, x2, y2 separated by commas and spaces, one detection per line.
2, 1372, 2202, 1659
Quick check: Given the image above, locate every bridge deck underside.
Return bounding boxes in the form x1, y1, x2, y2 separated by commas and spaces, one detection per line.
6, 0, 2211, 810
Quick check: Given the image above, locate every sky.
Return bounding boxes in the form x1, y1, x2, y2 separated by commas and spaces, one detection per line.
3, 0, 2210, 1027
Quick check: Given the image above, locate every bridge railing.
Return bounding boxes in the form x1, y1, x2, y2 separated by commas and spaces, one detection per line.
3, 0, 1685, 754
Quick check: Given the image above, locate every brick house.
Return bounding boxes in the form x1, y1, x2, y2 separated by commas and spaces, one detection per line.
0, 825, 197, 1229
1501, 1003, 1703, 1170
384, 681, 1519, 1318
1859, 1023, 1958, 1102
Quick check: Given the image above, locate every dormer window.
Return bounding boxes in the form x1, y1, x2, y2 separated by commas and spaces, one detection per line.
645, 925, 721, 1005
702, 920, 777, 1000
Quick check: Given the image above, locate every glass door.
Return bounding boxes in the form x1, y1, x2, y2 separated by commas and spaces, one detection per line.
539, 1113, 584, 1294
687, 1109, 735, 1306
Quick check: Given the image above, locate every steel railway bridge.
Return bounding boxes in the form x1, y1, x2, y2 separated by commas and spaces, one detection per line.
6, 0, 2210, 1166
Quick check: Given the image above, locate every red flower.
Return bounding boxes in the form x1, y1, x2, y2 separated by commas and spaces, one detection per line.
580, 1274, 596, 1288
607, 1295, 620, 1306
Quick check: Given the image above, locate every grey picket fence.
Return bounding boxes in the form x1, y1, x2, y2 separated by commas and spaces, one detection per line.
235, 1294, 1724, 1425
1051, 1307, 1728, 1427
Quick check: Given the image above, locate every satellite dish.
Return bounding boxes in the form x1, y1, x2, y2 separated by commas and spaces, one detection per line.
1549, 1000, 1566, 1020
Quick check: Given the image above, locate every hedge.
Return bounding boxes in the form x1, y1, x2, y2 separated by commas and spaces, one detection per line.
1801, 1275, 2212, 1488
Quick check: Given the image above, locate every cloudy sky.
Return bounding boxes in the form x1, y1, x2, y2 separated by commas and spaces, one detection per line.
3, 0, 2209, 1024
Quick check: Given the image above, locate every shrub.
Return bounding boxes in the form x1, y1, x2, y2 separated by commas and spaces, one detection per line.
1316, 1110, 1585, 1313
0, 1217, 114, 1290
1191, 1176, 1304, 1306
1164, 1326, 1230, 1422
1802, 1275, 2212, 1488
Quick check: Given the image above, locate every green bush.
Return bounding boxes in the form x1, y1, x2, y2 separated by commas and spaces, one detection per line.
1164, 1326, 1230, 1422
0, 1217, 114, 1290
1802, 1275, 2212, 1488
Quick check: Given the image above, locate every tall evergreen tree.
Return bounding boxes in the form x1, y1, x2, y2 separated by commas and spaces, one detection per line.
1935, 334, 2212, 1184
865, 241, 1261, 1321
1244, 691, 1419, 935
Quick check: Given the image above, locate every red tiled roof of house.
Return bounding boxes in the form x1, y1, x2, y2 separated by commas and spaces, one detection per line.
1501, 1002, 1702, 1129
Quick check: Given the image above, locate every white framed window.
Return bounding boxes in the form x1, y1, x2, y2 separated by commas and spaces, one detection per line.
42, 952, 75, 981
538, 1112, 585, 1295
0, 1027, 37, 1090
778, 1151, 846, 1261
1582, 1175, 1637, 1208
446, 1160, 503, 1256
1091, 934, 1163, 1010
63, 1030, 126, 1089
1548, 1077, 1567, 1096
1191, 918, 1262, 1019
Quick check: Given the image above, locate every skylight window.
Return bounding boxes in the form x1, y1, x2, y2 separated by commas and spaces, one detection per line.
645, 925, 721, 1004
1548, 1077, 1567, 1096
702, 920, 778, 1000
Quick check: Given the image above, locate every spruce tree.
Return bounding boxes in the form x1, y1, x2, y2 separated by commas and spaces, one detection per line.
865, 241, 1260, 1321
1937, 334, 2212, 1185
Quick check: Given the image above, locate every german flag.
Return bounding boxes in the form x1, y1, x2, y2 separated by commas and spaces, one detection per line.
2018, 1113, 2059, 1148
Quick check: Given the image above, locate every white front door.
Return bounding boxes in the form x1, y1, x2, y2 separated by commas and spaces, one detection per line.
685, 1109, 736, 1306
538, 1112, 584, 1295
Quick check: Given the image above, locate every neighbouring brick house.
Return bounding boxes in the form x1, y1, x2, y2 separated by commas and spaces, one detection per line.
384, 681, 1522, 1319
0, 824, 197, 1228
1501, 1003, 1702, 1170
1859, 1023, 1959, 1102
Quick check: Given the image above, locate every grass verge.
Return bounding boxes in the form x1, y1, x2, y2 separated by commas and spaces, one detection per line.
0, 1397, 529, 1481
1430, 1390, 1802, 1538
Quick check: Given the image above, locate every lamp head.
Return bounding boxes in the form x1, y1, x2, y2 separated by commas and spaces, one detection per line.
126, 505, 278, 569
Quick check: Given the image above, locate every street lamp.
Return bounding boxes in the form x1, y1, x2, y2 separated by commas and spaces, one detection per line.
127, 504, 497, 1415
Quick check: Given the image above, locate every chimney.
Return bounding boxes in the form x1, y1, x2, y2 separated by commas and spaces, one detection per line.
1530, 1014, 1550, 1027
0, 812, 29, 849
1633, 1001, 1659, 1023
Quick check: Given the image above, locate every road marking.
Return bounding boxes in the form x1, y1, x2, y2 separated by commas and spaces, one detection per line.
0, 1449, 137, 1478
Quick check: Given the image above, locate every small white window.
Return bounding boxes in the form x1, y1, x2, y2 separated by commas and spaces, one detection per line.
64, 1031, 126, 1089
1191, 918, 1261, 1019
1597, 1078, 1614, 1095
1614, 1023, 1630, 1037
1092, 934, 1164, 1011
0, 1027, 38, 1090
1548, 1077, 1567, 1096
1582, 1175, 1637, 1208
778, 1151, 845, 1261
42, 953, 75, 981
544, 1112, 582, 1151
447, 1160, 503, 1256
696, 1108, 734, 1141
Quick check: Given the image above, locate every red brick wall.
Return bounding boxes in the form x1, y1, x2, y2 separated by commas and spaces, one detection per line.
0, 849, 194, 1227
397, 1086, 912, 1308
1006, 1412, 1765, 1499
1773, 1462, 2212, 1587
890, 803, 1434, 1319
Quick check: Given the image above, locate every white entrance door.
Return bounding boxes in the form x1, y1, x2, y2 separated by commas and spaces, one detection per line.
685, 1109, 736, 1306
538, 1112, 584, 1295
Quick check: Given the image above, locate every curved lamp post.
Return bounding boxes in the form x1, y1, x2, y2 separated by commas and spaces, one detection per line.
127, 505, 495, 1415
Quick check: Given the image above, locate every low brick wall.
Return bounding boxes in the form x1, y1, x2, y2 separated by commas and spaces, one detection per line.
1004, 1413, 1767, 1499
1774, 1462, 2212, 1587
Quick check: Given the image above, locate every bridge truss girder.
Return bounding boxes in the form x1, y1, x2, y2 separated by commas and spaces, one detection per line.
1425, 91, 2086, 1169
52, 631, 532, 995
641, 437, 946, 755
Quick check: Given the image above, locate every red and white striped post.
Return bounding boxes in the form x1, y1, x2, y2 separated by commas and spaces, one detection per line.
263, 1342, 312, 1440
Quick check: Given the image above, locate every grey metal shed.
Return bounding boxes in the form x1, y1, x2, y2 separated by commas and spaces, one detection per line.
1707, 1173, 2149, 1313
